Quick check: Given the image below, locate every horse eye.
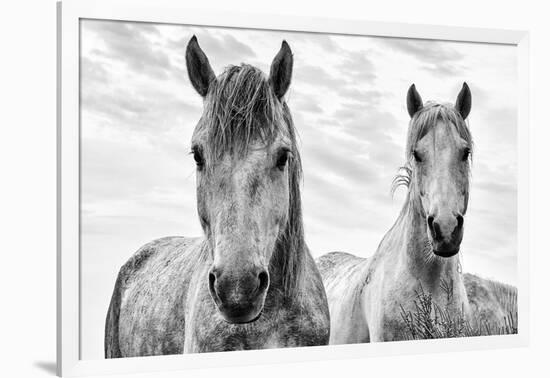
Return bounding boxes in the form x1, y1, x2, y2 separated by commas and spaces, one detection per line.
462, 148, 471, 162
276, 149, 290, 171
192, 148, 205, 169
413, 149, 422, 163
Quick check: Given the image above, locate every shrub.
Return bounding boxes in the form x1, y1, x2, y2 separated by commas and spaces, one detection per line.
399, 279, 517, 340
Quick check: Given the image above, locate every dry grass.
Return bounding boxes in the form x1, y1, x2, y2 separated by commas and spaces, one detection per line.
399, 279, 517, 340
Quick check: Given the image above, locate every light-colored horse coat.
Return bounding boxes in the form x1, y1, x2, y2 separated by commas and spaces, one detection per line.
319, 84, 478, 343
463, 273, 517, 333
106, 237, 329, 355
104, 37, 330, 357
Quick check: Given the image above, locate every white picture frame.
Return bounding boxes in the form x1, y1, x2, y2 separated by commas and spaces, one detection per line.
57, 0, 530, 376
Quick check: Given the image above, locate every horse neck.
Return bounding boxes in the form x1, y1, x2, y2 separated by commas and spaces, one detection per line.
378, 191, 462, 290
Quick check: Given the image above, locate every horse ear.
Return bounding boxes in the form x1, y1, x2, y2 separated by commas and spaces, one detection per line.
455, 82, 472, 120
186, 35, 216, 97
269, 41, 293, 99
406, 84, 423, 118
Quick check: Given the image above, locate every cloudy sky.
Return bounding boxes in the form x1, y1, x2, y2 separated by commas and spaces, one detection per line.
80, 19, 518, 359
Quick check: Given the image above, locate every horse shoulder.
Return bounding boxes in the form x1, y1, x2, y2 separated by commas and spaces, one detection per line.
105, 237, 167, 358
296, 251, 331, 345
105, 236, 202, 358
316, 251, 370, 344
361, 248, 420, 342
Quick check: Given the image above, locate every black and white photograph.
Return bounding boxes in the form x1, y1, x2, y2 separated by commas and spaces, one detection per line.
78, 18, 519, 360
15, 0, 550, 377
13, 0, 550, 376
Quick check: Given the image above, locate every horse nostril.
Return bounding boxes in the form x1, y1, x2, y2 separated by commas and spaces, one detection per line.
427, 216, 442, 241
257, 270, 269, 293
427, 215, 435, 234
208, 271, 217, 292
433, 222, 443, 240
456, 214, 464, 230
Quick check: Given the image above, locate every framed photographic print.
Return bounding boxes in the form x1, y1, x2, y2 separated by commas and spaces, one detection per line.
57, 0, 530, 376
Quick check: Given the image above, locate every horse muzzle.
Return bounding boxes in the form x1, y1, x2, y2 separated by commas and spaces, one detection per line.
427, 213, 464, 258
208, 266, 269, 324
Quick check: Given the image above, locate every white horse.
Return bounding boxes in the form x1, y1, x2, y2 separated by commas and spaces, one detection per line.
105, 37, 330, 356
318, 84, 476, 342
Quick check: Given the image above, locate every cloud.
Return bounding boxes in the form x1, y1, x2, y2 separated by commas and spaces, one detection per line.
475, 180, 516, 195
286, 33, 343, 54
290, 94, 324, 114
333, 101, 404, 150
83, 20, 178, 80
335, 87, 387, 105
379, 38, 466, 76
170, 30, 256, 68
80, 50, 202, 139
81, 82, 201, 135
81, 137, 194, 204
303, 176, 389, 232
303, 139, 380, 184
80, 56, 110, 83
294, 64, 343, 89
479, 105, 517, 144
338, 50, 377, 83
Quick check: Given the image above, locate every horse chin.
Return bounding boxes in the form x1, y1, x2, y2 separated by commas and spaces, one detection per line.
223, 310, 263, 324
219, 309, 263, 324
433, 248, 460, 258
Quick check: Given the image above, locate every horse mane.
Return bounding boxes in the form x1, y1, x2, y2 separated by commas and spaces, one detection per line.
487, 278, 518, 315
391, 102, 474, 195
272, 111, 306, 300
202, 64, 306, 299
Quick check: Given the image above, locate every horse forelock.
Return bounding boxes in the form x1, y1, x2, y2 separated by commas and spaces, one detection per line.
199, 64, 306, 299
406, 102, 473, 158
200, 64, 289, 161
